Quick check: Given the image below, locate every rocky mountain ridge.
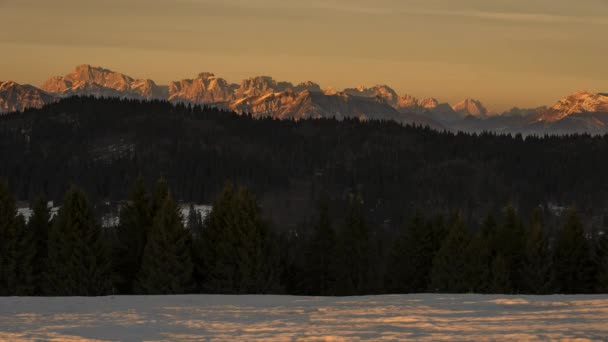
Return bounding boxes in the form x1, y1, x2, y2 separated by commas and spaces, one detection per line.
2, 65, 606, 134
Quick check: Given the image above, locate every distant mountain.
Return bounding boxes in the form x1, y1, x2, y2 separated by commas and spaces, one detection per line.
0, 81, 55, 112
343, 85, 400, 107
169, 72, 237, 103
534, 91, 608, 123
452, 98, 490, 118
41, 64, 167, 99
342, 85, 459, 124
452, 92, 608, 135
3, 65, 608, 134
235, 76, 322, 98
501, 106, 547, 117
224, 89, 443, 129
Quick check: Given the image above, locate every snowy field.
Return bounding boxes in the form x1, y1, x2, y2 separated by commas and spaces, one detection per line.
1, 294, 607, 341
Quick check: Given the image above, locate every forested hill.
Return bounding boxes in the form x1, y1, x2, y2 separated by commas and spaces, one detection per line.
1, 96, 608, 229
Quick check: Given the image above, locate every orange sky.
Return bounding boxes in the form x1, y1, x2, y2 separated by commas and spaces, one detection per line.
1, 0, 607, 111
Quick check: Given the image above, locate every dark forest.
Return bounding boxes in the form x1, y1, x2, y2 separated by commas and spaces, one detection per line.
1, 97, 607, 296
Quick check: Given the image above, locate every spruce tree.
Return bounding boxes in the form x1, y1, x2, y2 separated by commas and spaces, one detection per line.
597, 244, 608, 293
45, 186, 112, 296
114, 178, 152, 294
28, 197, 51, 295
136, 189, 193, 294
463, 230, 492, 293
553, 209, 594, 293
15, 215, 36, 295
151, 178, 170, 214
429, 214, 471, 293
490, 254, 511, 293
386, 213, 435, 293
596, 232, 608, 293
521, 208, 552, 294
491, 206, 524, 293
332, 197, 372, 296
302, 202, 336, 295
0, 181, 18, 296
198, 183, 276, 293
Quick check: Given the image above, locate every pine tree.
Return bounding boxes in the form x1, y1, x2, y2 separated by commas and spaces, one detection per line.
302, 202, 336, 295
136, 189, 193, 294
28, 197, 51, 295
597, 233, 608, 293
198, 183, 277, 293
491, 206, 524, 293
429, 214, 471, 293
0, 181, 18, 296
490, 254, 511, 293
114, 178, 152, 294
520, 208, 552, 294
15, 215, 36, 295
385, 213, 435, 293
151, 178, 170, 214
332, 197, 372, 296
553, 209, 594, 294
463, 230, 492, 293
45, 186, 112, 296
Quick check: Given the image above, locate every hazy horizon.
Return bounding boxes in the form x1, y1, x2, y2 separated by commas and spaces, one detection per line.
1, 0, 607, 111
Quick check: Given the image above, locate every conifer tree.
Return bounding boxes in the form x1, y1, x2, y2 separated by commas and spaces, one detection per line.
151, 178, 169, 214
490, 254, 511, 293
332, 197, 372, 296
45, 186, 112, 296
28, 197, 51, 295
136, 188, 193, 294
597, 261, 608, 293
595, 230, 608, 293
492, 206, 524, 292
463, 230, 492, 293
15, 215, 36, 295
429, 214, 471, 293
114, 178, 152, 293
302, 202, 336, 295
198, 183, 277, 293
0, 181, 18, 296
386, 213, 435, 293
521, 208, 552, 294
553, 209, 594, 293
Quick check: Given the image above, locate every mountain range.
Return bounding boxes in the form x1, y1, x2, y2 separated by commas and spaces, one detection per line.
2, 64, 607, 134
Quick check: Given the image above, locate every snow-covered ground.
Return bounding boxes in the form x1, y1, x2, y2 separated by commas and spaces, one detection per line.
1, 294, 607, 341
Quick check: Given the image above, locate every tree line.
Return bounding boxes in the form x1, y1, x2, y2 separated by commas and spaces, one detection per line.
1, 179, 607, 296
3, 96, 608, 230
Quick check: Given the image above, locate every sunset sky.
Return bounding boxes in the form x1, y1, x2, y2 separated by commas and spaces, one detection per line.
1, 0, 607, 111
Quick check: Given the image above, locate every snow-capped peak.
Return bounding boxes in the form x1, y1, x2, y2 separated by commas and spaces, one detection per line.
452, 98, 489, 117
551, 91, 608, 116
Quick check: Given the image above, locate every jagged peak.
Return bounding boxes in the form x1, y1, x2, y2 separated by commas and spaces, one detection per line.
74, 64, 101, 71
452, 98, 489, 117
323, 87, 338, 95
0, 81, 41, 91
197, 72, 216, 79
0, 80, 19, 88
247, 75, 275, 82
570, 90, 595, 97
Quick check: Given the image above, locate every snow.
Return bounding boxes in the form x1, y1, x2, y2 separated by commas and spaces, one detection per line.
180, 204, 213, 223
16, 202, 59, 223
16, 203, 211, 228
1, 294, 607, 341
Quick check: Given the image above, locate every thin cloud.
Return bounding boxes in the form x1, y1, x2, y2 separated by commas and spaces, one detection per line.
301, 1, 608, 25
406, 8, 608, 25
